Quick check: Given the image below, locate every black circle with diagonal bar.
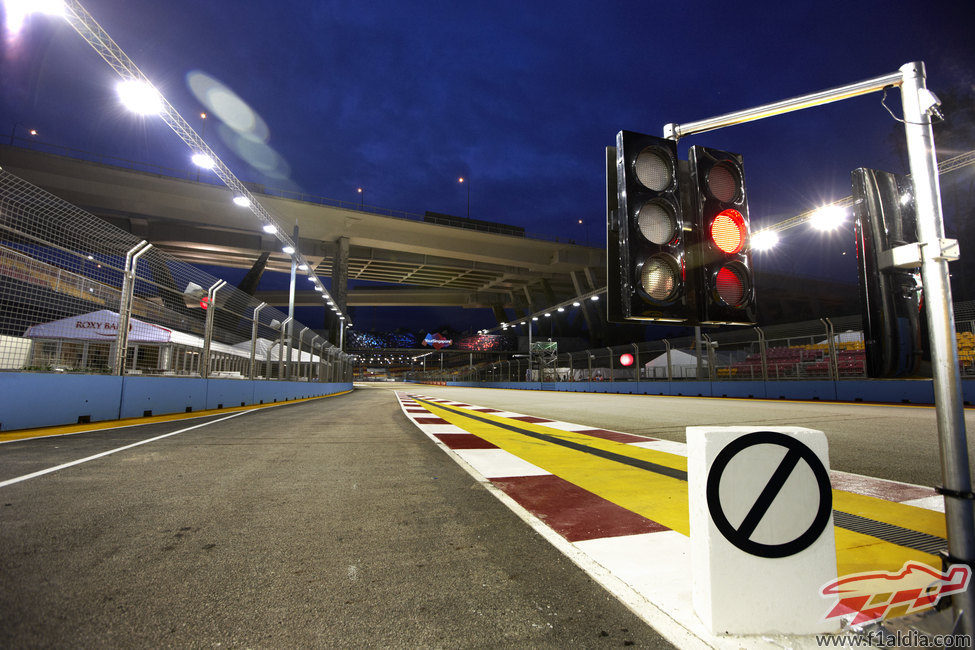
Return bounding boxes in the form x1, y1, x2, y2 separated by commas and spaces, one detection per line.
706, 431, 833, 558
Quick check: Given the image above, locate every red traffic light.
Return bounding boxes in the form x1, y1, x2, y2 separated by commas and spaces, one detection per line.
711, 209, 746, 254
619, 353, 634, 367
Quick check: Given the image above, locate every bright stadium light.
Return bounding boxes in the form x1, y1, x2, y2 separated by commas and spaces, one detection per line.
262, 224, 277, 234
116, 79, 163, 116
282, 245, 295, 255
751, 229, 780, 251
3, 0, 65, 35
191, 152, 215, 169
810, 204, 848, 231
233, 195, 251, 207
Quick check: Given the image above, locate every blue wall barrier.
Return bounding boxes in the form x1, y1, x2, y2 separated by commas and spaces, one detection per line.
0, 372, 353, 432
437, 378, 974, 406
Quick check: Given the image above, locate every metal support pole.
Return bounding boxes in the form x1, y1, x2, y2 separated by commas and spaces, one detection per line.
606, 347, 615, 382
249, 302, 267, 379
112, 240, 150, 375
298, 327, 309, 380
823, 318, 838, 381
200, 280, 226, 379
277, 316, 293, 380
632, 343, 640, 385
285, 224, 299, 380
754, 327, 768, 382
664, 339, 672, 382
339, 321, 345, 351
310, 335, 320, 382
900, 61, 975, 637
664, 70, 903, 140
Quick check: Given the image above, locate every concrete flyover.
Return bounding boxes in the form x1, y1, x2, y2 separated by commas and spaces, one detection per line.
0, 144, 606, 313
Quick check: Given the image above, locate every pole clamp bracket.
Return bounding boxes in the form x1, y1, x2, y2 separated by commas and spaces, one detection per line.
935, 485, 975, 500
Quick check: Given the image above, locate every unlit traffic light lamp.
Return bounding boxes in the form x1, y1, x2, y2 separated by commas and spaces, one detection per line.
608, 130, 693, 323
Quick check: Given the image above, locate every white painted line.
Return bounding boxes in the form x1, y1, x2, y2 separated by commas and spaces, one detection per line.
0, 411, 250, 489
629, 440, 689, 456
452, 449, 551, 479
410, 424, 468, 435
901, 495, 945, 512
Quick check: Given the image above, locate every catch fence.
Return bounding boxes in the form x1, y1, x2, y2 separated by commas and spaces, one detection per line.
0, 168, 351, 382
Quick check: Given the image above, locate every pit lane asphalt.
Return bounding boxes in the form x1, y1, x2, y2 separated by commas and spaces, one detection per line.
0, 389, 672, 648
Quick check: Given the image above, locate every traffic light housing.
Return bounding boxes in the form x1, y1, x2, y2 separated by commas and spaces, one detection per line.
851, 167, 924, 377
609, 130, 693, 323
687, 145, 756, 325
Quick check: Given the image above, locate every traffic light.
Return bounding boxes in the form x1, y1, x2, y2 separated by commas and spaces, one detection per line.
609, 130, 693, 323
851, 168, 924, 377
687, 145, 756, 325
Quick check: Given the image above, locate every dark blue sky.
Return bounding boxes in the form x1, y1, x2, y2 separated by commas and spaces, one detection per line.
1, 0, 972, 332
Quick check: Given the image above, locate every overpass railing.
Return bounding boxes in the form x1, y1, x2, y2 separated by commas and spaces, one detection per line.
0, 168, 352, 382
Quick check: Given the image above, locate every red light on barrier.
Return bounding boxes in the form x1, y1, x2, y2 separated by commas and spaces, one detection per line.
200, 297, 210, 310
619, 353, 634, 367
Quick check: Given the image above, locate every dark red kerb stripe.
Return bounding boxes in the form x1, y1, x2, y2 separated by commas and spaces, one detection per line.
434, 433, 498, 450
492, 474, 669, 542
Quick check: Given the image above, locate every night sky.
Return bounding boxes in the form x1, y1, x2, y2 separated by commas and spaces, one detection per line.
1, 0, 972, 332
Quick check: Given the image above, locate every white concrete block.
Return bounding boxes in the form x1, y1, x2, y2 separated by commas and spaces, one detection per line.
687, 426, 839, 636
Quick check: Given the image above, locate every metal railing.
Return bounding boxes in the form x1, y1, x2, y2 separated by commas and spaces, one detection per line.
406, 311, 975, 385
0, 168, 352, 382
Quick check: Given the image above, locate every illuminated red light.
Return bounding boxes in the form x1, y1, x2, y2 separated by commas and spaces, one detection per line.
711, 209, 746, 254
200, 297, 210, 310
715, 265, 746, 306
619, 353, 634, 367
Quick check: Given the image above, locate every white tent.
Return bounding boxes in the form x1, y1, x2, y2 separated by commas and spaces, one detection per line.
645, 349, 703, 379
24, 310, 321, 364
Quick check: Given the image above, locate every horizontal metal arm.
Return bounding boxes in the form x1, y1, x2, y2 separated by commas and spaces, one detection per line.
664, 70, 904, 140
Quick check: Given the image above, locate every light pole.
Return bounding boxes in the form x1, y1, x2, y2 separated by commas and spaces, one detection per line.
357, 187, 364, 209
9, 122, 38, 145
195, 112, 207, 181
458, 176, 469, 217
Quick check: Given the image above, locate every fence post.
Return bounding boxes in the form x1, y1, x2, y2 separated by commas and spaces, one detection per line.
112, 240, 150, 376
822, 318, 837, 381
632, 343, 640, 386
606, 347, 615, 382
754, 326, 768, 382
298, 327, 309, 380
249, 302, 267, 379
309, 335, 320, 382
664, 339, 672, 382
277, 316, 293, 380
200, 279, 226, 380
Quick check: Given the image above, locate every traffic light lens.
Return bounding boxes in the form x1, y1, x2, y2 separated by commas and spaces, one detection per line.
636, 200, 677, 245
711, 209, 746, 254
634, 147, 672, 191
639, 256, 679, 302
715, 264, 748, 307
707, 161, 741, 202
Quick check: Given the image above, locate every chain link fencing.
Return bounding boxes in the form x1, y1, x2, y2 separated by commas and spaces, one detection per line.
0, 168, 351, 381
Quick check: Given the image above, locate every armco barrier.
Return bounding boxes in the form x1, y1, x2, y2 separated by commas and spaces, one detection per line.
0, 372, 352, 432
438, 379, 973, 406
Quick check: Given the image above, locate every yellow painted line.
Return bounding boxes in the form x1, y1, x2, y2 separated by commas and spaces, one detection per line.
0, 390, 353, 444
416, 398, 946, 574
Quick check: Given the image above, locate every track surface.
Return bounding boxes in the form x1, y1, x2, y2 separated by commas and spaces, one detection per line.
2, 383, 969, 646
0, 388, 671, 648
